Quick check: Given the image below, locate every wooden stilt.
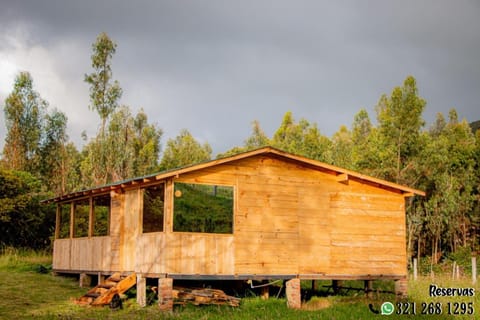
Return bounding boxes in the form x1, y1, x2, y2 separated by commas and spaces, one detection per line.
364, 280, 373, 298
332, 280, 343, 294
158, 278, 173, 311
79, 273, 92, 288
137, 274, 146, 307
260, 284, 269, 300
395, 278, 408, 299
286, 279, 301, 309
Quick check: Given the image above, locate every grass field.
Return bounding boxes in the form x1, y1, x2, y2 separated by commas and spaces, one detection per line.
0, 249, 479, 319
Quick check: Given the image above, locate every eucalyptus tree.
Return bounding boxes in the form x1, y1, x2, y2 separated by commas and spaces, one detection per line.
81, 106, 162, 186
244, 120, 270, 149
374, 76, 426, 185
160, 129, 212, 170
271, 111, 331, 162
84, 32, 122, 135
2, 72, 47, 172
38, 109, 70, 194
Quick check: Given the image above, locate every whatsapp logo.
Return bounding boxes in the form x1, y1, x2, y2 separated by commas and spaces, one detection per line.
381, 302, 395, 315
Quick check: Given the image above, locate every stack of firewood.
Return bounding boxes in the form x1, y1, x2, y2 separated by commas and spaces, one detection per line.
172, 286, 241, 307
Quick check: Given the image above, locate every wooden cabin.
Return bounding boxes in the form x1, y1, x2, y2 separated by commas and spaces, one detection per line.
45, 146, 424, 308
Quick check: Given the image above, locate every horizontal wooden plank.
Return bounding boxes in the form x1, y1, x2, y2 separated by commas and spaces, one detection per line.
330, 260, 404, 270
333, 208, 403, 218
330, 228, 404, 237
235, 230, 299, 240
331, 252, 405, 262
331, 239, 405, 248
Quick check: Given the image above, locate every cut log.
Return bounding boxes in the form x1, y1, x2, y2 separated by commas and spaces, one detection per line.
74, 272, 136, 306
172, 287, 240, 307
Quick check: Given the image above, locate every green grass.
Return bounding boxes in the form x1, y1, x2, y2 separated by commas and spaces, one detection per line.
0, 249, 479, 319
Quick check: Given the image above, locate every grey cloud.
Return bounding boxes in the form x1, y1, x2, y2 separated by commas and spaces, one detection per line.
0, 0, 479, 155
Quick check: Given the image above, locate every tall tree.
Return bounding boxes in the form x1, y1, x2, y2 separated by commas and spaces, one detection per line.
84, 32, 122, 135
350, 108, 373, 170
271, 111, 331, 161
160, 129, 212, 170
244, 120, 270, 149
374, 76, 426, 184
216, 120, 270, 158
38, 109, 69, 195
0, 169, 54, 249
132, 109, 163, 176
409, 109, 478, 262
81, 106, 162, 186
329, 125, 353, 169
2, 72, 46, 172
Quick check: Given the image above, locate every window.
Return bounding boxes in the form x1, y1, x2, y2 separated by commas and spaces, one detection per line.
142, 184, 165, 233
58, 204, 71, 239
173, 183, 233, 234
73, 199, 89, 238
93, 194, 110, 236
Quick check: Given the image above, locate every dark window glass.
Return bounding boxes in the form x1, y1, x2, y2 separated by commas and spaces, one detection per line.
58, 204, 70, 239
143, 184, 165, 233
74, 199, 89, 238
94, 194, 110, 236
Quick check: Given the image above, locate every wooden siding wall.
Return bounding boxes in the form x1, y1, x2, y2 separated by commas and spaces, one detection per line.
135, 233, 234, 275
53, 154, 407, 278
122, 189, 141, 271
329, 191, 406, 276
53, 190, 122, 272
173, 155, 407, 277
53, 237, 112, 271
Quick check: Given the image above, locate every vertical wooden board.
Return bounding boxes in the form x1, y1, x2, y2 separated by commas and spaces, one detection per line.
100, 237, 112, 271
122, 189, 141, 271
217, 236, 234, 274
136, 233, 166, 274
109, 191, 124, 271
53, 239, 71, 270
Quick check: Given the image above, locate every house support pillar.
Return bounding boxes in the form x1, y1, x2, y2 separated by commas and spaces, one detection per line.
97, 273, 105, 285
261, 280, 269, 299
158, 277, 173, 311
332, 280, 343, 294
286, 278, 301, 309
364, 280, 373, 298
395, 278, 408, 299
79, 273, 92, 288
137, 274, 147, 307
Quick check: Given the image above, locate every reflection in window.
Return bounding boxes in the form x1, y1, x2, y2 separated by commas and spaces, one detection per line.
143, 184, 165, 233
94, 194, 110, 236
74, 199, 89, 238
173, 183, 233, 234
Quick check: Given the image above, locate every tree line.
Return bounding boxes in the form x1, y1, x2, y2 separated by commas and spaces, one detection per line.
1, 33, 479, 265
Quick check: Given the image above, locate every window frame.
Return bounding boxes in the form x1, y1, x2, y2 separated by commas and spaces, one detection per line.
141, 182, 166, 234
172, 182, 235, 235
93, 194, 111, 237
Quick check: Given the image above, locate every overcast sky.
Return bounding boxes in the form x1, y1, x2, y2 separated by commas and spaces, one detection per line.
1, 1, 479, 155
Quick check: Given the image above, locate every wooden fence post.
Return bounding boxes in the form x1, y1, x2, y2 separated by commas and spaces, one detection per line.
413, 258, 418, 281
472, 257, 477, 285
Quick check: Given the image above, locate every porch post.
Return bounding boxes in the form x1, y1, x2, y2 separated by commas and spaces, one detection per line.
55, 204, 61, 239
